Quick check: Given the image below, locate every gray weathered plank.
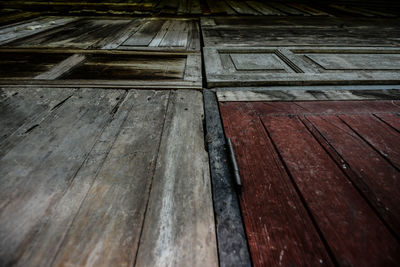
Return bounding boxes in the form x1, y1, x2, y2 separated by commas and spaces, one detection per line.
204, 47, 400, 87
245, 1, 284, 15
135, 90, 218, 267
204, 90, 252, 267
159, 20, 188, 47
0, 88, 125, 266
201, 17, 400, 47
9, 19, 132, 49
206, 0, 236, 14
34, 54, 86, 80
51, 90, 170, 267
268, 2, 307, 15
0, 17, 77, 45
0, 87, 76, 157
123, 20, 165, 46
225, 0, 260, 15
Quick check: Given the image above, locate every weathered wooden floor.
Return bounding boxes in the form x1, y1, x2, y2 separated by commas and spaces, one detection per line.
0, 87, 217, 266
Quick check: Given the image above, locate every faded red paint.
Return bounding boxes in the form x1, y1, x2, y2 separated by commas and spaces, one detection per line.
219, 100, 400, 267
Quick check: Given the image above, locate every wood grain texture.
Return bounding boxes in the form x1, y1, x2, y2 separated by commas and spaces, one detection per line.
305, 114, 400, 238
219, 102, 333, 267
262, 114, 400, 266
375, 113, 400, 131
135, 90, 218, 267
34, 54, 86, 80
219, 100, 400, 266
118, 18, 200, 51
51, 90, 170, 267
0, 88, 218, 266
0, 16, 77, 45
0, 88, 125, 266
8, 19, 132, 49
204, 47, 400, 87
216, 89, 400, 102
201, 17, 400, 47
203, 91, 251, 267
0, 52, 71, 79
0, 87, 76, 157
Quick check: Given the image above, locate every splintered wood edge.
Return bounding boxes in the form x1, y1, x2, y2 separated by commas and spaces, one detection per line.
216, 89, 400, 102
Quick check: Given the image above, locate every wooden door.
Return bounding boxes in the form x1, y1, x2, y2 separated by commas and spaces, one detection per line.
218, 90, 400, 266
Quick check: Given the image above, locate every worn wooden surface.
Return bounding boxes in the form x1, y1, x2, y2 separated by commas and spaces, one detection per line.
220, 102, 333, 267
1, 0, 399, 16
219, 99, 400, 266
204, 47, 400, 87
135, 90, 217, 267
0, 52, 71, 79
116, 18, 200, 51
0, 87, 217, 267
1, 17, 200, 51
201, 17, 400, 46
0, 50, 202, 89
0, 16, 77, 45
7, 18, 133, 49
203, 90, 251, 267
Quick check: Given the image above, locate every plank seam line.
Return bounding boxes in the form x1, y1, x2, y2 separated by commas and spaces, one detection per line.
132, 90, 172, 267
373, 113, 400, 134
48, 90, 131, 266
198, 18, 207, 89
300, 115, 399, 242
204, 92, 252, 267
275, 49, 304, 73
259, 116, 339, 267
337, 115, 400, 172
217, 99, 253, 267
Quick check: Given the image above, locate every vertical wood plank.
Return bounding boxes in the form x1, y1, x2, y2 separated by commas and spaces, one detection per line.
375, 113, 400, 131
135, 90, 218, 267
51, 90, 170, 267
339, 114, 400, 169
0, 89, 125, 266
220, 102, 333, 267
261, 114, 400, 266
123, 20, 165, 46
305, 114, 400, 237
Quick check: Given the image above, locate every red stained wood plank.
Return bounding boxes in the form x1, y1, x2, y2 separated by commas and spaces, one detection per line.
260, 114, 400, 267
304, 114, 400, 238
250, 100, 400, 116
375, 113, 400, 131
219, 102, 333, 267
339, 114, 400, 169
